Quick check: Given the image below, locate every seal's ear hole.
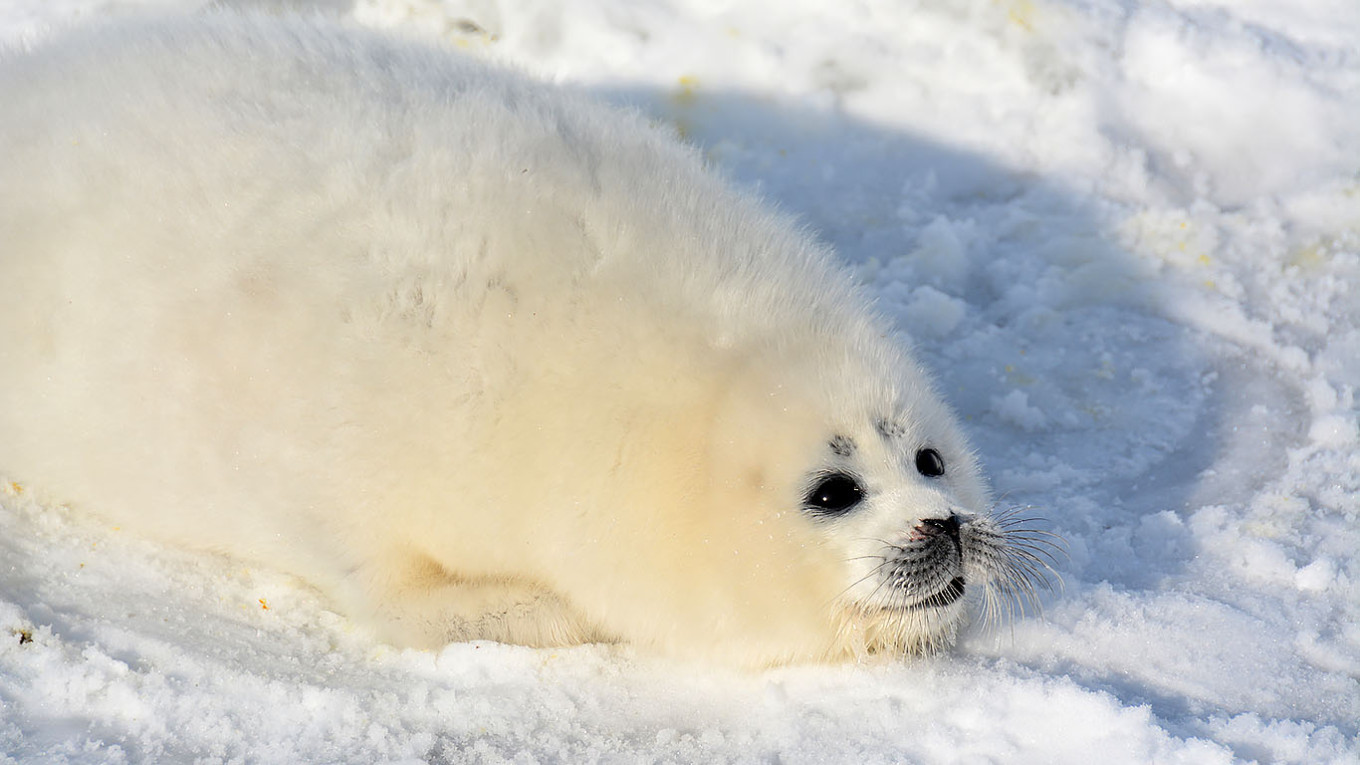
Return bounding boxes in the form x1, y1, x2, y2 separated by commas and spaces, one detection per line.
915, 448, 945, 478
804, 473, 864, 516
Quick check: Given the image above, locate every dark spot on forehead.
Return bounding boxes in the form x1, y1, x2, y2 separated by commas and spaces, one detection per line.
876, 418, 905, 440
829, 435, 856, 457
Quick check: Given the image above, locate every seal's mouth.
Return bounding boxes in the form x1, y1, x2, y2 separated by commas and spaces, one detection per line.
836, 575, 969, 657
901, 576, 965, 611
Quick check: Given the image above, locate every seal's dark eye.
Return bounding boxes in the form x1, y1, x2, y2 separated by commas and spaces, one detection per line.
915, 448, 946, 478
805, 473, 864, 515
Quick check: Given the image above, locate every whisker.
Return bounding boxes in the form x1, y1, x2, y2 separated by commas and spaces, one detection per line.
827, 557, 892, 610
859, 563, 897, 609
852, 537, 902, 549
1002, 526, 1067, 542
827, 503, 1066, 656
965, 503, 1067, 642
1003, 544, 1066, 568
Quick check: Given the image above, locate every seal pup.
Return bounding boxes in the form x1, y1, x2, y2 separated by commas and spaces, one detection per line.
0, 12, 1055, 665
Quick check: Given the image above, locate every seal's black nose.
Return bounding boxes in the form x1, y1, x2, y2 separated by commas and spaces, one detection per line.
918, 514, 961, 540
917, 515, 965, 561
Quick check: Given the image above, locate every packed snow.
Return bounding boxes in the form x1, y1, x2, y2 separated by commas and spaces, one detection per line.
2, 0, 1357, 762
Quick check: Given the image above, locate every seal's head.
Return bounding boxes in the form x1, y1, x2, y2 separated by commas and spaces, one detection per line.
688, 333, 1057, 664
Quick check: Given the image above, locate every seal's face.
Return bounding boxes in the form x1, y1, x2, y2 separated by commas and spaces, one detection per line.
710, 343, 1055, 659
796, 413, 999, 654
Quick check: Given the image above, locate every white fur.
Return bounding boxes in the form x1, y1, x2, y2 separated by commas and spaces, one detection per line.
0, 12, 994, 666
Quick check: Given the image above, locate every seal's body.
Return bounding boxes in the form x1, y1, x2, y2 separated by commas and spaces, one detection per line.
0, 13, 1046, 665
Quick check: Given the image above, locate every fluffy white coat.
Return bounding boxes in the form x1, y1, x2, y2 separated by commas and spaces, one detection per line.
0, 12, 1008, 666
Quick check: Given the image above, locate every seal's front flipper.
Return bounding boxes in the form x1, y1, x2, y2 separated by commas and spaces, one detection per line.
346, 552, 610, 649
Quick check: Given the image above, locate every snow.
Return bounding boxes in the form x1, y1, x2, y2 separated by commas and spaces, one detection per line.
2, 0, 1357, 761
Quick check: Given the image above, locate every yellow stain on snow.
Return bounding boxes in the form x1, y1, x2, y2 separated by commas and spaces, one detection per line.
1123, 212, 1213, 269
668, 76, 702, 140
998, 0, 1036, 32
259, 598, 270, 611
4, 482, 21, 495
1289, 242, 1328, 270
1004, 364, 1036, 386
674, 74, 700, 107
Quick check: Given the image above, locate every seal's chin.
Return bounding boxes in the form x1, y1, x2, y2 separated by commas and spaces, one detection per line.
833, 577, 968, 658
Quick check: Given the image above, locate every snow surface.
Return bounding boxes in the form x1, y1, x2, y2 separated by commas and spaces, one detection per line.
2, 0, 1358, 762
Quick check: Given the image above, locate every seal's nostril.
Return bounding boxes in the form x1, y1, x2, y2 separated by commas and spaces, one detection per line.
918, 515, 961, 539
